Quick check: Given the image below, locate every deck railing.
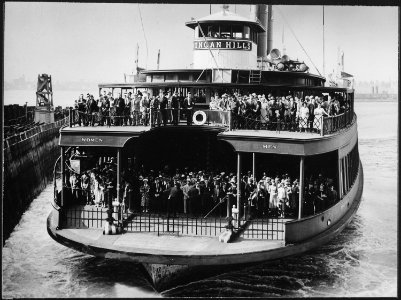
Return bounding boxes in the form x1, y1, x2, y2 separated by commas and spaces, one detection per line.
67, 107, 354, 136
4, 117, 69, 149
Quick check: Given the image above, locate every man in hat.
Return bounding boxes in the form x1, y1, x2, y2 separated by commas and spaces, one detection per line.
75, 94, 86, 126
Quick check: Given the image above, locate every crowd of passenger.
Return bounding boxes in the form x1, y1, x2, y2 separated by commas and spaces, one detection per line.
73, 90, 195, 127
209, 92, 349, 132
64, 159, 339, 219
72, 90, 349, 132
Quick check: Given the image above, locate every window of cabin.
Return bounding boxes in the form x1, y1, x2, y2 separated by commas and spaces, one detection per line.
152, 75, 164, 82
165, 74, 176, 81
207, 25, 220, 38
232, 24, 243, 39
178, 73, 190, 81
193, 71, 206, 81
220, 24, 231, 39
244, 26, 250, 40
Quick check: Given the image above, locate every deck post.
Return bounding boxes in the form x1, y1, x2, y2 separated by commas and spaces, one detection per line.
298, 156, 305, 219
252, 152, 256, 181
60, 146, 65, 207
338, 151, 343, 199
116, 148, 122, 223
228, 109, 232, 130
236, 152, 241, 227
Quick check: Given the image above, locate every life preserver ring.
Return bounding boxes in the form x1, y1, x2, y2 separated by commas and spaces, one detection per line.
193, 110, 207, 125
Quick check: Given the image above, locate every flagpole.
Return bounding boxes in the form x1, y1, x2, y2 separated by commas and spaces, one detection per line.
323, 5, 325, 79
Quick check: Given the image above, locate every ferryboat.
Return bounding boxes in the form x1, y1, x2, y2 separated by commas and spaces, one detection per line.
47, 4, 363, 291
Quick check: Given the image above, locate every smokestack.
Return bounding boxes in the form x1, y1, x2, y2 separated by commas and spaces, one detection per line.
266, 5, 273, 54
256, 4, 267, 58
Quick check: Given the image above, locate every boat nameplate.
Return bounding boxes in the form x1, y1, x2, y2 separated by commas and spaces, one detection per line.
194, 40, 252, 51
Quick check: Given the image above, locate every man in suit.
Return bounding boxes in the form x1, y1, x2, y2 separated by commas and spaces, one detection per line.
169, 181, 183, 216
86, 94, 98, 126
152, 176, 164, 213
101, 93, 111, 126
171, 91, 180, 125
183, 92, 194, 125
124, 92, 132, 125
159, 92, 168, 126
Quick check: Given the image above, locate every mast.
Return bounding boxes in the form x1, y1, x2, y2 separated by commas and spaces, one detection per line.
157, 49, 160, 70
323, 5, 325, 79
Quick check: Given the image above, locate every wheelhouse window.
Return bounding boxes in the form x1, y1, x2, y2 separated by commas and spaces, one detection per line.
220, 24, 231, 39
243, 25, 250, 40
207, 25, 220, 38
251, 29, 258, 43
232, 24, 244, 39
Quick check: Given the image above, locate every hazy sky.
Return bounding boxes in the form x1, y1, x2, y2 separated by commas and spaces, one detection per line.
4, 3, 398, 84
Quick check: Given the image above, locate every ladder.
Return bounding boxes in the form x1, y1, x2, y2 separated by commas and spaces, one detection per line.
249, 70, 262, 84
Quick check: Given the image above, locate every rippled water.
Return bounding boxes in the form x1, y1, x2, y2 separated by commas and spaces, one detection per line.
2, 100, 397, 297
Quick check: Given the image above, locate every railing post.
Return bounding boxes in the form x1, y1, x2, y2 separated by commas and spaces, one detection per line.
228, 109, 232, 130
236, 152, 242, 227
320, 116, 324, 136
298, 156, 305, 219
150, 108, 153, 128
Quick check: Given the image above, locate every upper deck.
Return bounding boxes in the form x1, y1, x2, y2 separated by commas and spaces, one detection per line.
60, 108, 356, 156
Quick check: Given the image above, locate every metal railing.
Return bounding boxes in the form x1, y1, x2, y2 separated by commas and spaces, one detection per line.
4, 117, 69, 149
67, 107, 354, 136
68, 108, 231, 129
322, 110, 354, 135
240, 217, 285, 240
60, 206, 109, 229
124, 212, 229, 237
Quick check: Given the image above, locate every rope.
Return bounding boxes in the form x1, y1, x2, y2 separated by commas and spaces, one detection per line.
276, 7, 322, 77
137, 4, 148, 69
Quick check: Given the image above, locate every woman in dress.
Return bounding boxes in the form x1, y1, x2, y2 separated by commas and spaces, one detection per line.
140, 178, 150, 212
260, 95, 269, 128
298, 102, 309, 132
268, 181, 278, 217
277, 182, 288, 218
313, 103, 329, 133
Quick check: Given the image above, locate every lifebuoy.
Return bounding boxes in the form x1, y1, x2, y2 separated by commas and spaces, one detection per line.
193, 110, 207, 125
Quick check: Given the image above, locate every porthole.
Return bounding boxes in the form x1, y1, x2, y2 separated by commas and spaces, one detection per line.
327, 219, 331, 226
321, 216, 324, 222
347, 202, 349, 207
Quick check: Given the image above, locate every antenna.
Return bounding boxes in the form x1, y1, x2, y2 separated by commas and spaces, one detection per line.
157, 49, 160, 70
135, 43, 139, 74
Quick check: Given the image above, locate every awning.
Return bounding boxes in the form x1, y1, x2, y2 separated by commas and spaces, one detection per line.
59, 126, 147, 147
